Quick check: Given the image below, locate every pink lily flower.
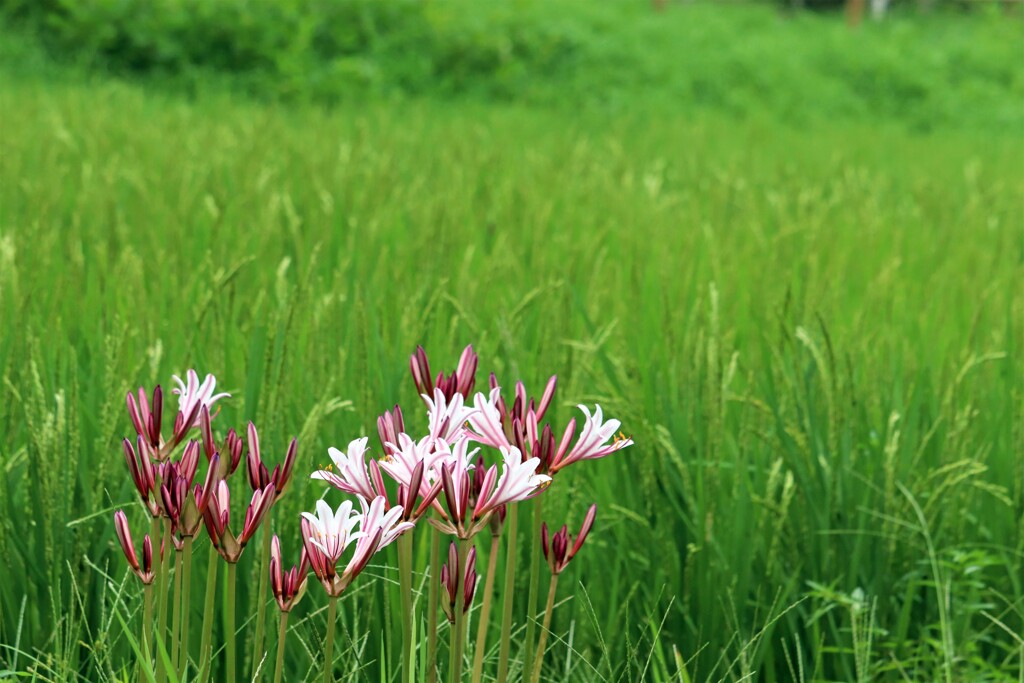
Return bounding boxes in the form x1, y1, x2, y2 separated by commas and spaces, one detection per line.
431, 441, 549, 539
302, 496, 413, 598
410, 344, 479, 402
440, 542, 478, 624
123, 436, 160, 517
548, 405, 633, 474
172, 370, 230, 431
311, 437, 385, 502
160, 452, 220, 544
423, 388, 477, 443
126, 385, 164, 452
541, 504, 597, 575
245, 422, 298, 500
202, 480, 276, 563
487, 372, 557, 429
269, 535, 309, 613
113, 510, 156, 585
376, 405, 405, 457
467, 388, 513, 450
199, 406, 245, 478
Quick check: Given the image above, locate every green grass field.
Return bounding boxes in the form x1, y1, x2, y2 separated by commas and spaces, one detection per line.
1, 5, 1024, 682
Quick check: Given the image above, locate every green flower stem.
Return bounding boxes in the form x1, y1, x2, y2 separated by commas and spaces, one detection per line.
273, 611, 288, 683
323, 596, 338, 683
529, 574, 559, 683
155, 519, 172, 683
450, 538, 470, 683
470, 534, 501, 683
398, 532, 415, 683
427, 529, 441, 683
170, 547, 183, 672
197, 548, 219, 683
178, 536, 194, 677
147, 515, 160, 662
226, 562, 238, 683
250, 522, 272, 680
141, 584, 154, 683
448, 614, 458, 683
522, 497, 544, 676
495, 504, 518, 683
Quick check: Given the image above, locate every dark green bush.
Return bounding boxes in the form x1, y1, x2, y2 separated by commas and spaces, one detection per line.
1, 0, 1022, 130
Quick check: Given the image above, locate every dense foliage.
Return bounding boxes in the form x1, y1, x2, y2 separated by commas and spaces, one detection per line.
3, 0, 1023, 130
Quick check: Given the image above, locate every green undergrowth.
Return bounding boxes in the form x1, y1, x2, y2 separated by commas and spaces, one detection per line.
2, 0, 1023, 132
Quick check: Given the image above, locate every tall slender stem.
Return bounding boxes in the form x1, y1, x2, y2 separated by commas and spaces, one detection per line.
427, 529, 441, 683
448, 615, 458, 683
529, 574, 559, 683
470, 534, 501, 683
150, 515, 162, 619
155, 519, 172, 683
522, 498, 544, 675
273, 612, 288, 683
226, 562, 238, 683
495, 504, 518, 683
198, 548, 219, 683
251, 522, 272, 679
398, 532, 415, 683
141, 584, 154, 683
178, 536, 194, 677
450, 538, 470, 683
323, 596, 338, 683
170, 547, 183, 674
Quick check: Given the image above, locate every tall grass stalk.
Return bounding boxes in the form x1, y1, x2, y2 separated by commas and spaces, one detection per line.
496, 505, 519, 683
529, 574, 559, 683
250, 523, 272, 680
470, 534, 501, 683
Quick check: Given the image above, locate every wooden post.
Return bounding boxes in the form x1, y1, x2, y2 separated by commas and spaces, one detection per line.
845, 0, 865, 26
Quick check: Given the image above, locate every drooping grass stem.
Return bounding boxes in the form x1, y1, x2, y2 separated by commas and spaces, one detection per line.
427, 529, 441, 683
178, 536, 194, 677
529, 574, 559, 683
198, 547, 218, 683
522, 498, 544, 677
495, 504, 518, 683
323, 596, 338, 683
273, 612, 288, 683
250, 522, 272, 680
398, 532, 415, 683
226, 562, 238, 683
470, 534, 501, 683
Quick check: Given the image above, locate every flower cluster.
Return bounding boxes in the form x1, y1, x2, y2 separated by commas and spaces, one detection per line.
110, 346, 633, 683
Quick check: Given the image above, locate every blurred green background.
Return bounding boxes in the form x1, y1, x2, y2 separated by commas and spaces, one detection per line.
0, 1, 1022, 681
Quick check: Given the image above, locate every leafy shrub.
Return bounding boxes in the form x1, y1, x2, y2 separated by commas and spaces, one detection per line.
1, 0, 1022, 130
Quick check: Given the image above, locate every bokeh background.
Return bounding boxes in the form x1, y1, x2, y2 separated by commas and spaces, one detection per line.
0, 1, 1022, 681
